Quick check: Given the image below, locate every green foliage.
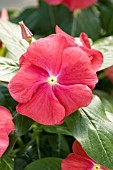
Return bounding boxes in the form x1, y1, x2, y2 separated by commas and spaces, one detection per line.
24, 157, 62, 170
0, 156, 14, 170
0, 1, 113, 170
40, 95, 113, 168
0, 57, 19, 82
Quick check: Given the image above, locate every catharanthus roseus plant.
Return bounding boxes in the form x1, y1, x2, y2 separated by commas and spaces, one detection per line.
0, 106, 15, 157
1, 1, 113, 169
62, 140, 108, 170
44, 0, 97, 11
8, 33, 101, 125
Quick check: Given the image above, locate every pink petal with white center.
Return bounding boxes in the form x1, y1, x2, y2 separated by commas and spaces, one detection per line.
62, 140, 108, 170
58, 47, 98, 90
8, 65, 49, 103
53, 84, 92, 116
0, 106, 15, 157
44, 0, 63, 5
16, 84, 65, 125
26, 34, 70, 76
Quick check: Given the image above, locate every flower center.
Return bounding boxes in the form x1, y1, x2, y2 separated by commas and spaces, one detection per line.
48, 76, 57, 86
93, 164, 101, 170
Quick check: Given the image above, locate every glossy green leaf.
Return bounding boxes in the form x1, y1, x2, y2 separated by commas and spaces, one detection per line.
14, 113, 33, 137
0, 19, 29, 59
0, 57, 19, 82
24, 157, 62, 170
0, 156, 14, 170
13, 1, 100, 40
93, 36, 113, 71
41, 96, 113, 168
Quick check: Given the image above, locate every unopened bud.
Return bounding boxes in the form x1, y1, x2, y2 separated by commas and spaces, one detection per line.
0, 8, 9, 21
19, 21, 33, 44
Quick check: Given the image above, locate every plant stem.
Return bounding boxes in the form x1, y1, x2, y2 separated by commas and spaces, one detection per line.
36, 136, 41, 159
71, 9, 81, 36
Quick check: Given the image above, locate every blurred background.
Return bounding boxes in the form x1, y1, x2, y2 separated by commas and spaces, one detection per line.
0, 0, 37, 10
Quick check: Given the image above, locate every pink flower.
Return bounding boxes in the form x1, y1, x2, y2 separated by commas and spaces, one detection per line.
0, 106, 15, 157
8, 34, 98, 125
56, 26, 103, 72
44, 0, 97, 11
104, 66, 113, 83
62, 140, 108, 170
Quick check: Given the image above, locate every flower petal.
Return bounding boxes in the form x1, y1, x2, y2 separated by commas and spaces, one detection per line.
16, 84, 65, 125
56, 25, 75, 46
62, 153, 93, 170
80, 32, 91, 49
8, 65, 49, 103
0, 130, 9, 157
72, 140, 90, 158
0, 106, 15, 157
63, 0, 97, 11
26, 34, 70, 76
58, 47, 98, 90
81, 47, 103, 72
53, 84, 92, 116
44, 0, 63, 5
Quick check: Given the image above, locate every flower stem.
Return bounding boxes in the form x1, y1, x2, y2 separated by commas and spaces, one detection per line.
71, 9, 81, 36
36, 136, 41, 159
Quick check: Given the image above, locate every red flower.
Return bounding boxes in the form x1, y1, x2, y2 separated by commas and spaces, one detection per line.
8, 34, 98, 125
56, 26, 103, 72
104, 66, 113, 83
44, 0, 97, 11
62, 140, 108, 170
0, 106, 15, 157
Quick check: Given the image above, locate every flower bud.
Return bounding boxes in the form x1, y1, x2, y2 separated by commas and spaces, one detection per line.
0, 8, 9, 21
19, 21, 33, 44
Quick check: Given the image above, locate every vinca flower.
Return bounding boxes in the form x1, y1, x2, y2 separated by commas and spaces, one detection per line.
44, 0, 97, 11
0, 106, 15, 157
62, 140, 108, 170
56, 26, 103, 71
9, 34, 98, 125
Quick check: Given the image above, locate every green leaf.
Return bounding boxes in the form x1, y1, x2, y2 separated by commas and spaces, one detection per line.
41, 96, 113, 168
0, 156, 14, 170
94, 90, 113, 113
93, 36, 113, 71
13, 1, 100, 41
0, 57, 19, 82
0, 19, 29, 59
75, 6, 101, 40
14, 113, 33, 137
24, 157, 62, 170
